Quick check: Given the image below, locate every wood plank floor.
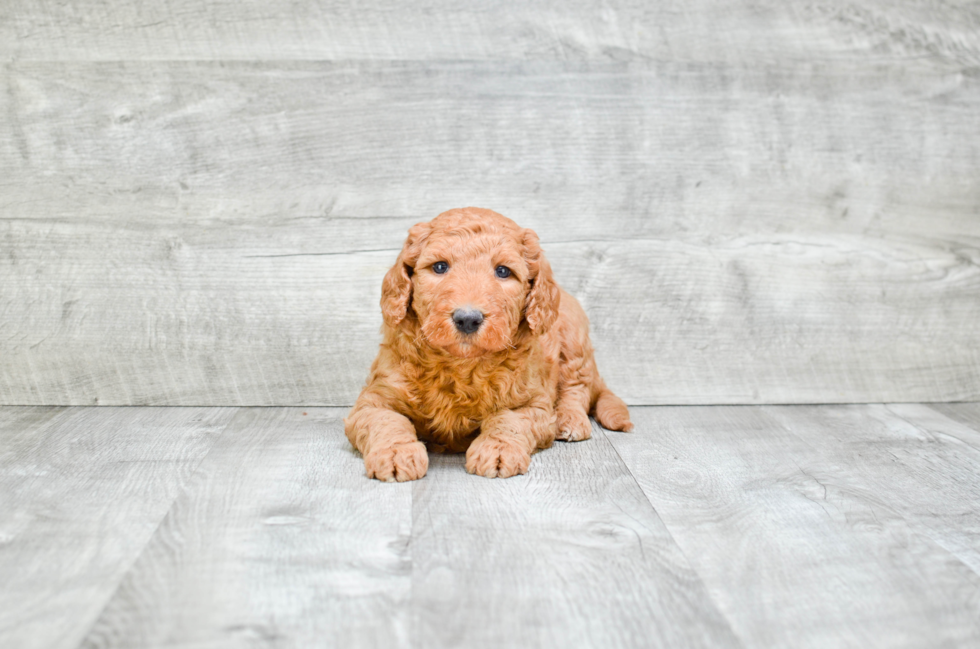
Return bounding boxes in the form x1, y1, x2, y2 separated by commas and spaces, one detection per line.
2, 404, 979, 648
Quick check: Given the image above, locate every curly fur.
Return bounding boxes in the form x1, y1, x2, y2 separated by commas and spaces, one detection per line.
345, 207, 633, 481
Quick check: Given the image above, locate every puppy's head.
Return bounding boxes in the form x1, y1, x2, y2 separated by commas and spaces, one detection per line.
381, 207, 560, 358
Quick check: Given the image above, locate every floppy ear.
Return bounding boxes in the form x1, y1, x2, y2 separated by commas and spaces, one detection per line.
522, 228, 560, 334
381, 222, 431, 328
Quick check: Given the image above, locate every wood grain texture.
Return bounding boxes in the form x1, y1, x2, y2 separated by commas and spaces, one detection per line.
3, 56, 979, 405
0, 406, 235, 649
2, 1, 979, 64
932, 402, 980, 431
78, 408, 740, 649
80, 407, 416, 649
764, 403, 980, 575
3, 60, 979, 226
2, 216, 978, 405
607, 405, 980, 648
409, 432, 740, 649
3, 404, 980, 647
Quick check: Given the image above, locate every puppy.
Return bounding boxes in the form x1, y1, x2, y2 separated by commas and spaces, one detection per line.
345, 207, 633, 481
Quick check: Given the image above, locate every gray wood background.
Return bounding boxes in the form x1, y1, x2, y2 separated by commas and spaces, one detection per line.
1, 1, 978, 406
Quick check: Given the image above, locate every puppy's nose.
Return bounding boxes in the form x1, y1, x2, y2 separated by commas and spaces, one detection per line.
452, 308, 484, 335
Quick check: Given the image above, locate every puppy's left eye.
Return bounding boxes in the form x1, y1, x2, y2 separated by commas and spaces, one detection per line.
495, 265, 512, 279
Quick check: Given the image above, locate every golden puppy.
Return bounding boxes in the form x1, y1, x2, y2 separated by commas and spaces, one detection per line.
345, 207, 633, 481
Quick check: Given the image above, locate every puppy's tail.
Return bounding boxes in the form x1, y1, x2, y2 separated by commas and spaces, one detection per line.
593, 386, 634, 432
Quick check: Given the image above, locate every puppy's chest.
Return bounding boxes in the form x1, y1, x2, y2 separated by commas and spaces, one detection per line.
405, 362, 526, 437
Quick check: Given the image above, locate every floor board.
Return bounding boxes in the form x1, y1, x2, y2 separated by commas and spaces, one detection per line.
2, 404, 979, 648
933, 402, 980, 433
80, 408, 415, 649
769, 403, 980, 575
0, 406, 236, 649
606, 405, 980, 648
409, 432, 739, 649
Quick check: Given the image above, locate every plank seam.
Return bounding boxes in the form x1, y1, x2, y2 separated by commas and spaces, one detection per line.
595, 424, 749, 649
67, 406, 243, 649
887, 403, 980, 580
765, 403, 980, 582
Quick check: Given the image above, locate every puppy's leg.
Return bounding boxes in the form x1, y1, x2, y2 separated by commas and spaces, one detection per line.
466, 404, 555, 478
555, 350, 595, 441
555, 383, 593, 442
345, 404, 428, 482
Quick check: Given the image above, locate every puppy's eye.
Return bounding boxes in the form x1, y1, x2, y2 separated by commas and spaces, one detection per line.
495, 265, 512, 279
432, 261, 449, 274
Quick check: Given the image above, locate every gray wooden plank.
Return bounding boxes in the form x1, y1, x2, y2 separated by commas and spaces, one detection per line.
5, 404, 979, 647
2, 215, 978, 405
607, 405, 980, 648
3, 52, 979, 406
2, 1, 978, 63
0, 406, 235, 649
766, 403, 980, 575
0, 217, 404, 406
932, 402, 980, 432
573, 234, 980, 405
80, 407, 414, 649
409, 429, 741, 649
3, 60, 978, 230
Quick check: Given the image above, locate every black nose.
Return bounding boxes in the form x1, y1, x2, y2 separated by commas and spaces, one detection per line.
452, 308, 484, 335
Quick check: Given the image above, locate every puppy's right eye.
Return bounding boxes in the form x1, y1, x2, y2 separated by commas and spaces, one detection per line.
432, 261, 449, 274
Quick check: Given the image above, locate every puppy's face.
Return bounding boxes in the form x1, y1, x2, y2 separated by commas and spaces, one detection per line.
412, 230, 529, 358
381, 208, 560, 358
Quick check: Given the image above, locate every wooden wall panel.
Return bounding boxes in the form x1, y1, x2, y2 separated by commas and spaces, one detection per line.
2, 216, 978, 405
3, 1, 979, 64
3, 61, 978, 230
1, 5, 979, 405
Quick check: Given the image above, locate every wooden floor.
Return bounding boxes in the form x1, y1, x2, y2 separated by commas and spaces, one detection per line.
1, 404, 979, 648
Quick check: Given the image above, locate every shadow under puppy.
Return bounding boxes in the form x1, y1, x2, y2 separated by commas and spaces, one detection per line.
345, 207, 633, 481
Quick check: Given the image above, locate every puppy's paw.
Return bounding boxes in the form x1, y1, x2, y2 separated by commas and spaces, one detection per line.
465, 435, 531, 479
556, 408, 592, 442
364, 441, 428, 482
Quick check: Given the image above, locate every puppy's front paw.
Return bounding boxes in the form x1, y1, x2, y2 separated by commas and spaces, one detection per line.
465, 435, 531, 478
364, 441, 428, 482
556, 408, 592, 442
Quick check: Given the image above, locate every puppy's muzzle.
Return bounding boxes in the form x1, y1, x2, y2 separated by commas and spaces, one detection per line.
452, 308, 484, 335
